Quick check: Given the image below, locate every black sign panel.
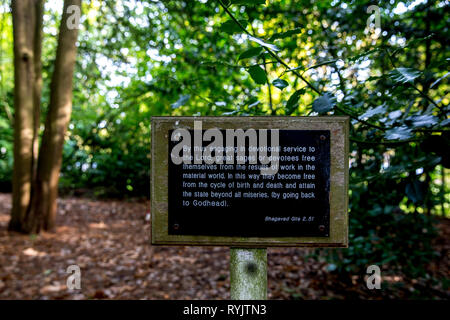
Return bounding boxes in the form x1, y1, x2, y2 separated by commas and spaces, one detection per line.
168, 130, 330, 237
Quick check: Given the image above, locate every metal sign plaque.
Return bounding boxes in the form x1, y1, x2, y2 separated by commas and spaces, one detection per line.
168, 129, 330, 237
151, 117, 349, 247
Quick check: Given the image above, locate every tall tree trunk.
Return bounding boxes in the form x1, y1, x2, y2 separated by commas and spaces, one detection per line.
9, 0, 36, 232
10, 0, 81, 233
32, 0, 44, 189
29, 0, 81, 232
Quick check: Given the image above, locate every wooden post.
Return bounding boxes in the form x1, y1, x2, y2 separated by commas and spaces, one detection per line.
230, 248, 267, 300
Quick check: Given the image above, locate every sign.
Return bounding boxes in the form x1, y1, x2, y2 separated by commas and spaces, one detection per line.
151, 117, 349, 247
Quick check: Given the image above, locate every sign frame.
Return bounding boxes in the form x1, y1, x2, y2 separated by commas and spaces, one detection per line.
151, 116, 349, 247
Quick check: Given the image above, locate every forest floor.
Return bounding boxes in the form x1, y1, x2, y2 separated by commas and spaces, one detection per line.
0, 193, 448, 300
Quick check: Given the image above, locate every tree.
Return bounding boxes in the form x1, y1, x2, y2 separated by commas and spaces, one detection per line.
1, 0, 447, 282
9, 0, 81, 233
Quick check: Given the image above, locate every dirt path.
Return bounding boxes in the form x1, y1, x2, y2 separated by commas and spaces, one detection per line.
0, 193, 448, 299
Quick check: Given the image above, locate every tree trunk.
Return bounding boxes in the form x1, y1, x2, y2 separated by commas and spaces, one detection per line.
10, 0, 81, 233
9, 0, 36, 232
29, 0, 81, 232
32, 0, 44, 189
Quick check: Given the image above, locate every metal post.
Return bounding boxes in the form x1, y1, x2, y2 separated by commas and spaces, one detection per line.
230, 248, 267, 300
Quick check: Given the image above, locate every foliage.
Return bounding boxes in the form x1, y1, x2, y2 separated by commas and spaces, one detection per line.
0, 0, 449, 280
0, 1, 13, 192
327, 169, 439, 279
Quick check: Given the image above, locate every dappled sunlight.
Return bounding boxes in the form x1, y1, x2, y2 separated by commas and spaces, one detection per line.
0, 213, 10, 225
383, 275, 404, 283
89, 222, 108, 230
0, 193, 448, 299
22, 247, 47, 258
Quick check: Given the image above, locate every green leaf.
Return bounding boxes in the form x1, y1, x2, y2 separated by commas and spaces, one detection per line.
244, 96, 260, 109
430, 71, 450, 88
441, 118, 450, 127
171, 95, 190, 109
269, 28, 302, 41
231, 0, 266, 5
247, 65, 267, 84
408, 114, 439, 128
222, 110, 239, 115
285, 66, 302, 73
248, 36, 280, 52
389, 68, 421, 84
272, 78, 289, 90
384, 126, 413, 140
305, 60, 338, 72
238, 47, 263, 60
348, 48, 380, 62
312, 93, 335, 114
392, 35, 433, 55
248, 100, 260, 108
285, 88, 305, 113
358, 104, 387, 120
0, 117, 10, 129
405, 180, 426, 204
388, 110, 403, 120
214, 101, 227, 107
220, 20, 247, 34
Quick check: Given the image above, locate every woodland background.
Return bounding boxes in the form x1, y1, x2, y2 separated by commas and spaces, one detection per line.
0, 0, 449, 299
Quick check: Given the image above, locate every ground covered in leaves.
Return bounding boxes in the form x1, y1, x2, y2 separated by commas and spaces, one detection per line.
0, 193, 448, 300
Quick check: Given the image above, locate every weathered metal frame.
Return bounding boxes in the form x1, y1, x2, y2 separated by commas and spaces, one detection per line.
151, 116, 349, 247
